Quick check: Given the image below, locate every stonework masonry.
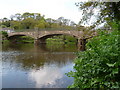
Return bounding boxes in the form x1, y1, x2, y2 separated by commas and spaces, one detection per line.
8, 30, 97, 50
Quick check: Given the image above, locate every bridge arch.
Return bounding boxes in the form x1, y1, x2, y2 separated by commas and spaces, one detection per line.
8, 33, 35, 44
8, 32, 35, 39
38, 34, 78, 40
38, 31, 79, 39
36, 32, 79, 44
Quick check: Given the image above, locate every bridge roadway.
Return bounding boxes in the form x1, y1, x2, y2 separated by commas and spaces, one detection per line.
8, 30, 97, 50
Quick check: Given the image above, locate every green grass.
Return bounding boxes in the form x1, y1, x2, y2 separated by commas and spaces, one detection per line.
46, 35, 77, 44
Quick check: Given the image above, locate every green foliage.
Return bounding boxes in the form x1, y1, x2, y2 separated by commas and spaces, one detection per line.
64, 35, 77, 44
2, 31, 8, 38
2, 21, 11, 27
46, 35, 77, 44
16, 36, 34, 43
1, 12, 76, 30
46, 38, 64, 44
1, 25, 7, 28
76, 2, 120, 28
21, 18, 36, 29
67, 29, 120, 88
109, 21, 120, 30
35, 19, 46, 29
51, 23, 60, 28
10, 21, 22, 30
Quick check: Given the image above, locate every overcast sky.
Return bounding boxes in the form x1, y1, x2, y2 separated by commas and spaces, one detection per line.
0, 0, 83, 24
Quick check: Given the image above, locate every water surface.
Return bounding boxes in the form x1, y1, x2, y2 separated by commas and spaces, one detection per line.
2, 43, 77, 88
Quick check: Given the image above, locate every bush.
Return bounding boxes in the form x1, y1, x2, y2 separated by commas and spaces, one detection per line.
2, 31, 8, 38
1, 25, 7, 28
67, 30, 120, 88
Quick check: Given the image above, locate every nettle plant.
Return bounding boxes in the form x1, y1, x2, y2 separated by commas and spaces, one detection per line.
67, 29, 120, 88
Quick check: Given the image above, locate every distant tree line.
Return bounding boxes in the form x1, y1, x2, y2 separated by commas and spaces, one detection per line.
0, 12, 77, 30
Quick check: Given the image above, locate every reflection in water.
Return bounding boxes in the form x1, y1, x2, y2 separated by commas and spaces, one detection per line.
2, 43, 77, 88
29, 66, 63, 88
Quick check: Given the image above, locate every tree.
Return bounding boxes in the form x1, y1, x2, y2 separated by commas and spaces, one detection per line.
46, 18, 53, 23
21, 18, 36, 29
2, 17, 9, 22
35, 13, 41, 20
62, 19, 70, 26
22, 12, 31, 19
10, 15, 15, 21
2, 18, 10, 27
10, 21, 22, 30
1, 12, 76, 30
35, 19, 46, 29
15, 13, 22, 21
57, 17, 64, 26
51, 23, 60, 28
66, 1, 120, 88
70, 21, 76, 27
67, 29, 120, 88
75, 1, 120, 28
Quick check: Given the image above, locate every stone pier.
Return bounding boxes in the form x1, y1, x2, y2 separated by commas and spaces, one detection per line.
78, 39, 87, 51
34, 38, 46, 45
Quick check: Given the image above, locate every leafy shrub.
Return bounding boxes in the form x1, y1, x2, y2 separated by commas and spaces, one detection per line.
2, 31, 8, 38
1, 25, 7, 28
67, 30, 120, 88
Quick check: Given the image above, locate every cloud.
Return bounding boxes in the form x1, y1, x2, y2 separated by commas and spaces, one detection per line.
28, 66, 63, 88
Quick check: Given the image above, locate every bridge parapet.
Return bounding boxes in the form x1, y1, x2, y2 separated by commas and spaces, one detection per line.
8, 30, 97, 39
11, 27, 85, 32
8, 32, 36, 39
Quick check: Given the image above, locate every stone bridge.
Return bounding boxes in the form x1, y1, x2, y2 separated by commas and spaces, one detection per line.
8, 30, 97, 50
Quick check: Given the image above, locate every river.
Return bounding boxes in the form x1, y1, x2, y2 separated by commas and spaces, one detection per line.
1, 43, 78, 88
